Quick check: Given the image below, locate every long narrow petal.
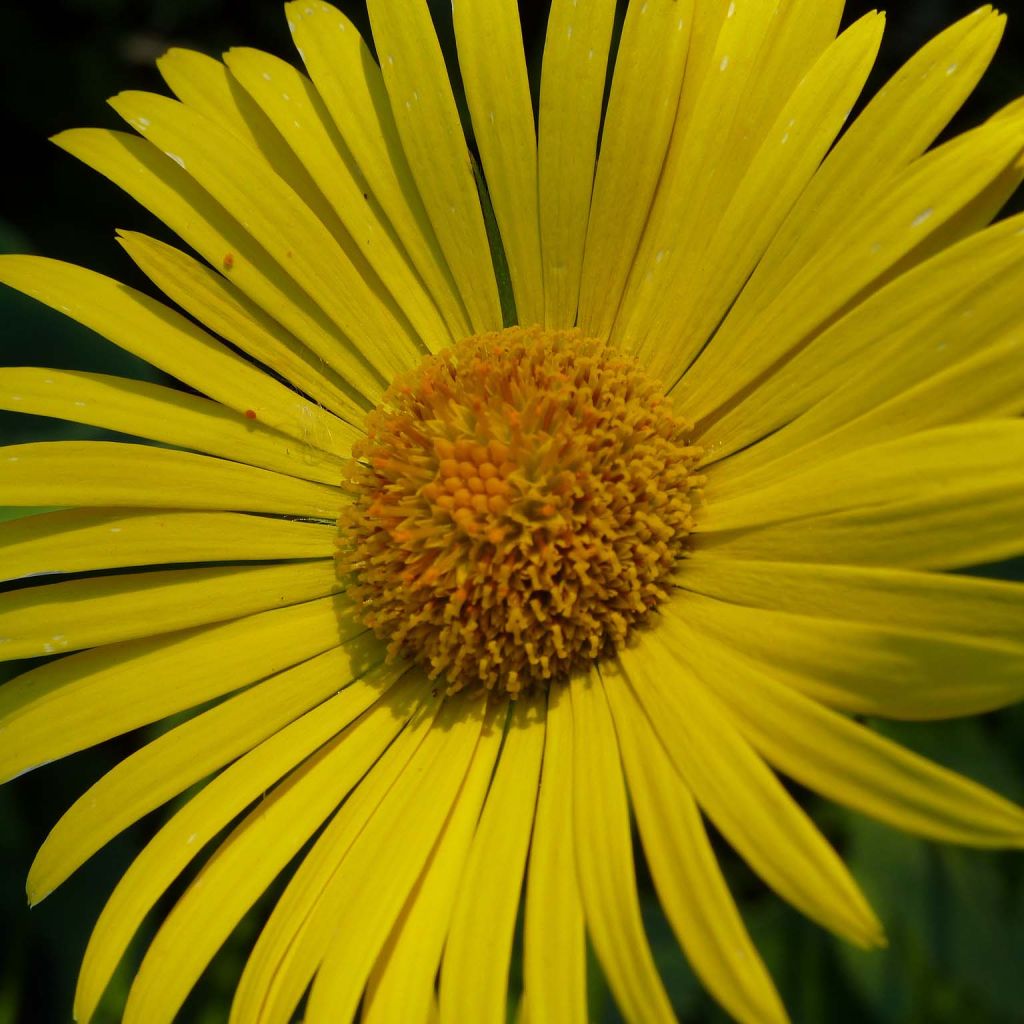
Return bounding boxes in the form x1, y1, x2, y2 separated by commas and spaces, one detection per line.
118, 231, 369, 425
1, 441, 342, 517
536, 0, 617, 328
620, 634, 884, 947
0, 508, 335, 583
604, 662, 788, 1024
303, 694, 487, 1024
720, 8, 1007, 343
73, 661, 408, 1024
362, 702, 504, 1024
0, 595, 359, 783
155, 47, 345, 236
684, 637, 1024, 848
0, 559, 339, 662
365, 0, 501, 334
286, 0, 471, 340
29, 635, 384, 902
702, 213, 1024, 471
639, 14, 884, 382
53, 126, 390, 406
0, 367, 347, 484
707, 416, 1024, 529
454, 0, 543, 326
229, 692, 441, 1024
678, 110, 1024, 421
118, 676, 433, 1024
522, 685, 586, 1024
619, 0, 845, 359
109, 90, 423, 384
224, 46, 452, 352
577, 0, 693, 340
680, 556, 1024, 645
440, 695, 544, 1023
569, 668, 676, 1024
0, 253, 356, 452
662, 592, 1024, 720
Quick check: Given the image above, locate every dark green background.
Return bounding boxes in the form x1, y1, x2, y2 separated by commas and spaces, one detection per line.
1, 2, 1022, 1021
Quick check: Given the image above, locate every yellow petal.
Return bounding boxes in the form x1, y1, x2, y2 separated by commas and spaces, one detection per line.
0, 366, 347, 484
0, 252, 356, 453
453, 0, 544, 325
683, 636, 1024, 848
362, 701, 504, 1024
155, 47, 344, 234
52, 127, 386, 409
620, 635, 884, 947
30, 634, 385, 903
0, 595, 358, 783
115, 672, 427, 1024
1, 440, 342, 517
302, 694, 487, 1024
71, 659, 406, 1024
604, 662, 788, 1024
715, 8, 1006, 354
635, 14, 885, 382
576, 0, 693, 340
569, 668, 675, 1024
229, 688, 440, 1024
440, 695, 544, 1024
681, 556, 1024, 646
285, 0, 471, 340
118, 230, 368, 426
678, 108, 1024, 422
109, 90, 423, 385
522, 685, 586, 1024
619, 0, 845, 359
224, 46, 452, 352
702, 211, 1024, 470
0, 558, 339, 662
662, 591, 1024, 721
365, 0, 501, 334
701, 420, 1024, 541
0, 507, 336, 583
537, 0, 617, 328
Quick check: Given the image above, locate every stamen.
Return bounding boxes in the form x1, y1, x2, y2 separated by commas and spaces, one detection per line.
338, 327, 704, 696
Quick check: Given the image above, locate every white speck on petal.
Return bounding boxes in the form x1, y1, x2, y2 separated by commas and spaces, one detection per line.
287, 19, 295, 31
43, 378, 53, 385
42, 643, 55, 654
6, 456, 17, 463
488, 110, 495, 124
387, 54, 394, 65
946, 63, 958, 76
262, 71, 272, 81
73, 400, 86, 408
110, 527, 122, 533
567, 25, 573, 40
187, 833, 198, 844
587, 48, 594, 60
912, 208, 934, 228
10, 395, 22, 402
640, 2, 648, 13
58, 304, 70, 312
304, 6, 313, 14
282, 92, 290, 101
137, 116, 150, 128
293, 119, 301, 128
720, 55, 730, 71
655, 249, 667, 264
727, 2, 736, 17
166, 152, 186, 168
297, 46, 305, 61
781, 132, 790, 145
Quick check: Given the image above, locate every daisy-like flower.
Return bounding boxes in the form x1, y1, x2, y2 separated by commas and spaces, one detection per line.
3, 1, 1024, 1021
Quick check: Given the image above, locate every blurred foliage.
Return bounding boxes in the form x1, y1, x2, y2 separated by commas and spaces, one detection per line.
1, 2, 1023, 1022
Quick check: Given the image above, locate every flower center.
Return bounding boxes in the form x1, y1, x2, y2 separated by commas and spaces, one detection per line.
338, 327, 705, 696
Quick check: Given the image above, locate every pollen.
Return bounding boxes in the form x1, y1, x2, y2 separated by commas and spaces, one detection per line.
337, 327, 705, 697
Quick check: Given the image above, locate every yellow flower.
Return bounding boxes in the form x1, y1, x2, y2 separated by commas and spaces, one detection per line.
2, 2, 1024, 1022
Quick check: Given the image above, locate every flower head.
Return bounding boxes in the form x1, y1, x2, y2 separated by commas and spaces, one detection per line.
2, 2, 1024, 1023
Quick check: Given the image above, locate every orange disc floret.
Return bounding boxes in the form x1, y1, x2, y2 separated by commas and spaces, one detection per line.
337, 326, 705, 697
